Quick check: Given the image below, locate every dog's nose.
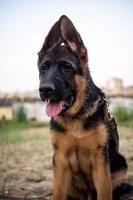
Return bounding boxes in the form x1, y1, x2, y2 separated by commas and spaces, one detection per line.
39, 83, 55, 97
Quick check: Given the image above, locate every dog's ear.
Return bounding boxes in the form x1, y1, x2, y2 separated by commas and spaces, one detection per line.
38, 21, 61, 60
59, 15, 86, 55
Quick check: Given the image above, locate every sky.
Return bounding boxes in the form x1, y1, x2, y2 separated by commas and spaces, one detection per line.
0, 0, 133, 92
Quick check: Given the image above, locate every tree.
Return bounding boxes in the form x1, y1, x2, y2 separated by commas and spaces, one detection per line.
16, 106, 27, 122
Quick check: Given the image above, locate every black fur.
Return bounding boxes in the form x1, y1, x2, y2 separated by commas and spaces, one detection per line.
50, 118, 66, 133
110, 153, 128, 174
113, 183, 133, 200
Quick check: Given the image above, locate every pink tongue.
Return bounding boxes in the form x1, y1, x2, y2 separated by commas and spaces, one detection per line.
46, 102, 63, 118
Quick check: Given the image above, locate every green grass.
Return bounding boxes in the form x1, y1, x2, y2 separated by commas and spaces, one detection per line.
117, 119, 133, 129
113, 106, 133, 129
0, 120, 49, 133
0, 121, 49, 144
0, 121, 27, 133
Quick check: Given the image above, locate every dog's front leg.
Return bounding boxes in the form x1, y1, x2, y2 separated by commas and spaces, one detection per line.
92, 157, 112, 200
52, 153, 71, 200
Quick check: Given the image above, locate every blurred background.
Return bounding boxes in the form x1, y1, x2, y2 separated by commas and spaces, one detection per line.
0, 0, 133, 199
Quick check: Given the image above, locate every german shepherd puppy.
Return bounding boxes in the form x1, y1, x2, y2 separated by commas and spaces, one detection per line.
38, 15, 133, 200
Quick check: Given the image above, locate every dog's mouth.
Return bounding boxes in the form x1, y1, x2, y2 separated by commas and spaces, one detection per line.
45, 93, 74, 118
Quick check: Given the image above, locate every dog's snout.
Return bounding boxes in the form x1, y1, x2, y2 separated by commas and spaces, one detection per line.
39, 83, 55, 97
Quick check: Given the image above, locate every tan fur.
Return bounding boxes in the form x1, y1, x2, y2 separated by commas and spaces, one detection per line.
67, 41, 77, 53
52, 153, 72, 200
112, 169, 127, 189
51, 122, 113, 200
92, 158, 112, 200
80, 47, 88, 68
66, 74, 86, 116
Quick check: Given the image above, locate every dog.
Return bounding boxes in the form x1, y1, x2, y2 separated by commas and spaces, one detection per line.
37, 15, 133, 200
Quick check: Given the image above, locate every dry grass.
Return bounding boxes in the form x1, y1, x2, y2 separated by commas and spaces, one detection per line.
0, 126, 133, 199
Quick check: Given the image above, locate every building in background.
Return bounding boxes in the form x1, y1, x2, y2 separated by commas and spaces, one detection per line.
106, 78, 123, 92
104, 78, 133, 97
13, 101, 50, 122
0, 102, 13, 120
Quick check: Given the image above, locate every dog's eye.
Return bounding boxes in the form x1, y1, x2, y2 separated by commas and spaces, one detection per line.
40, 61, 50, 73
59, 61, 72, 73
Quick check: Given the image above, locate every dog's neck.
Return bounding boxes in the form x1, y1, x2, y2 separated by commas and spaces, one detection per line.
50, 87, 109, 133
50, 98, 108, 133
50, 71, 109, 132
66, 73, 106, 119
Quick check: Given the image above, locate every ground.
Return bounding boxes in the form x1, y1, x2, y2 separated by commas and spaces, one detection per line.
0, 125, 133, 199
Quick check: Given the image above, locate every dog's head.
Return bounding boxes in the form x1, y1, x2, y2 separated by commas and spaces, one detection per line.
38, 15, 89, 118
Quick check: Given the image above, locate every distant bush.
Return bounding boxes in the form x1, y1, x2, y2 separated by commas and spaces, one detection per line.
16, 106, 27, 122
114, 105, 133, 128
114, 106, 129, 122
128, 109, 133, 119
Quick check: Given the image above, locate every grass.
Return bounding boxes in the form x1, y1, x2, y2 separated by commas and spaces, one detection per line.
0, 179, 7, 196
0, 123, 52, 198
0, 120, 49, 144
117, 119, 133, 129
113, 106, 133, 129
0, 120, 49, 133
0, 121, 28, 133
0, 116, 133, 199
0, 106, 133, 144
35, 167, 46, 180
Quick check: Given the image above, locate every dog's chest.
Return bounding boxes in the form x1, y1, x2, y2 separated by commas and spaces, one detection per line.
69, 127, 107, 175
51, 122, 108, 176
